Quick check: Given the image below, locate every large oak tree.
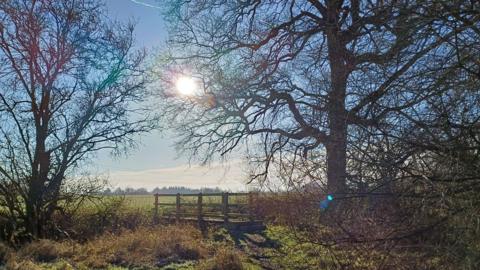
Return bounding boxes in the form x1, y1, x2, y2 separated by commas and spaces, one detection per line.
159, 0, 479, 196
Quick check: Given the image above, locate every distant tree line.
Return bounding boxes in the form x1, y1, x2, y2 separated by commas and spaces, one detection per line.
102, 186, 224, 195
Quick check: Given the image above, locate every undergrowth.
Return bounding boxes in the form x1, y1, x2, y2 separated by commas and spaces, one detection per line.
1, 225, 259, 270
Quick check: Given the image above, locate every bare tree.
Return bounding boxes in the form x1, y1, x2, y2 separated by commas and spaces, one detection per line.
0, 0, 156, 240
157, 1, 480, 266
158, 0, 478, 196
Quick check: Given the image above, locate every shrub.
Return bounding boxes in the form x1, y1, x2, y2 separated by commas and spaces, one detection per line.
74, 225, 208, 268
0, 242, 12, 264
8, 259, 42, 270
209, 227, 235, 245
197, 247, 244, 270
19, 239, 75, 263
253, 192, 318, 226
53, 196, 152, 240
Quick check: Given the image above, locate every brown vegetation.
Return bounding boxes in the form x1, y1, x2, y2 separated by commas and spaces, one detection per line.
75, 226, 208, 268
197, 247, 244, 270
5, 225, 210, 269
52, 197, 153, 240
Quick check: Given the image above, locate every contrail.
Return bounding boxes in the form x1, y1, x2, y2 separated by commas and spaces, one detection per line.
129, 0, 162, 9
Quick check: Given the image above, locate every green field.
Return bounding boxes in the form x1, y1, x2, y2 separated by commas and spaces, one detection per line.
119, 194, 249, 209
123, 195, 156, 210
97, 194, 252, 221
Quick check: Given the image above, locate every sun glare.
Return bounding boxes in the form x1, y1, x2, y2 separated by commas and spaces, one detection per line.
175, 76, 197, 96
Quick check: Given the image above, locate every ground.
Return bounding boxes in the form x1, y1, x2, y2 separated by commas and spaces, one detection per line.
0, 224, 345, 270
0, 195, 473, 269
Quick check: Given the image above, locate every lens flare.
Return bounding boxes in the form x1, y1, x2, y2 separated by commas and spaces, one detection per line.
320, 195, 334, 210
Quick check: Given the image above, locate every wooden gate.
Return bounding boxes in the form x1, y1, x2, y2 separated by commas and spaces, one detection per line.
153, 192, 259, 224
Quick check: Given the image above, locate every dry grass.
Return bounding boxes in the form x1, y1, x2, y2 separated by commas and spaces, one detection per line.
197, 247, 244, 270
75, 225, 208, 268
19, 239, 77, 263
53, 197, 153, 240
7, 225, 209, 269
0, 242, 12, 265
2, 225, 258, 270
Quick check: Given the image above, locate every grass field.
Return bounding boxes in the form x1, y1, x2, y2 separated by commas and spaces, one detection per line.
95, 194, 252, 222
118, 194, 249, 210
123, 195, 155, 210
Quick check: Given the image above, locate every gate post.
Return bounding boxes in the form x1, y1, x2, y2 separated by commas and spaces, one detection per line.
154, 193, 159, 224
222, 192, 229, 224
248, 192, 254, 222
197, 193, 203, 226
176, 193, 181, 223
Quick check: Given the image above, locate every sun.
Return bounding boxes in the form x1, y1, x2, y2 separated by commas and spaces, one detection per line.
175, 76, 197, 96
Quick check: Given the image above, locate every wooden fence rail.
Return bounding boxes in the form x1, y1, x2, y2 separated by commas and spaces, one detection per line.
153, 192, 258, 224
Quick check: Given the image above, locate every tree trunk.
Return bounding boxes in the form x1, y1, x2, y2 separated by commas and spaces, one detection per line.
325, 3, 348, 195
326, 124, 347, 195
25, 194, 41, 239
326, 81, 348, 195
27, 107, 50, 238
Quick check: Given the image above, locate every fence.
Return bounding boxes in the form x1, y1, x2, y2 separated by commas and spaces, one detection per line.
153, 192, 258, 224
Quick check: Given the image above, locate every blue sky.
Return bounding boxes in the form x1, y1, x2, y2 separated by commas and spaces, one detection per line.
100, 0, 178, 171
95, 0, 248, 191
105, 0, 165, 49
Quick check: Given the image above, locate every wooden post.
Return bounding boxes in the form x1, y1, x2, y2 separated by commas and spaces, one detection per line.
197, 193, 203, 224
222, 192, 229, 224
248, 192, 254, 221
176, 193, 181, 223
154, 193, 159, 224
